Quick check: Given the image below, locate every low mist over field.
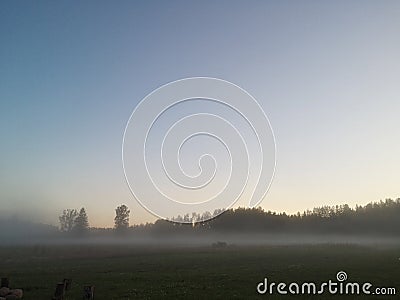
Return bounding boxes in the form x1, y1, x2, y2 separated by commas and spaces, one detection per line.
1, 199, 399, 246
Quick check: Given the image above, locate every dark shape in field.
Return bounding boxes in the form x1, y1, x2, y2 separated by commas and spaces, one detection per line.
83, 285, 95, 300
0, 287, 10, 297
0, 284, 23, 299
212, 241, 228, 248
63, 278, 72, 291
0, 278, 9, 288
52, 282, 66, 300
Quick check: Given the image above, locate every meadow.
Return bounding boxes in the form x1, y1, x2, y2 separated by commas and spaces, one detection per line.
0, 243, 399, 299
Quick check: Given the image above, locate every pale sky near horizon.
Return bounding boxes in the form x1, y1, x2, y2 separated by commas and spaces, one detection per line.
1, 1, 399, 227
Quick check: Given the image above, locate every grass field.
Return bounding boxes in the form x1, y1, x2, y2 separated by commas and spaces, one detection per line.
0, 243, 399, 299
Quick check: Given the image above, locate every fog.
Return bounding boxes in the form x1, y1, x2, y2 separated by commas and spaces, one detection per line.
2, 200, 399, 247
1, 219, 399, 248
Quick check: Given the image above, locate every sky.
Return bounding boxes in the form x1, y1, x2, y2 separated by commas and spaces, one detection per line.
1, 1, 399, 227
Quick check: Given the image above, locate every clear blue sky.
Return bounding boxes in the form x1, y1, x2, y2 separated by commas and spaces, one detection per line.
1, 1, 399, 226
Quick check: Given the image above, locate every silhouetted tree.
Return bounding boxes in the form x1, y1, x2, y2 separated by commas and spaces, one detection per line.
59, 209, 78, 232
74, 207, 89, 234
114, 204, 130, 232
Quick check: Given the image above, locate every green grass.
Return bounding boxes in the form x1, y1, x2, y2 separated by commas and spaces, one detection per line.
0, 244, 399, 299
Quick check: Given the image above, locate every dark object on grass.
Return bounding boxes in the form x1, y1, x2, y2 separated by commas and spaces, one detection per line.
52, 282, 66, 300
212, 241, 228, 248
63, 278, 72, 291
0, 287, 10, 297
83, 285, 95, 299
8, 289, 23, 299
0, 278, 9, 288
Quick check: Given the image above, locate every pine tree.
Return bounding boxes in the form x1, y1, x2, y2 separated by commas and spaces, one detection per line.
74, 207, 89, 234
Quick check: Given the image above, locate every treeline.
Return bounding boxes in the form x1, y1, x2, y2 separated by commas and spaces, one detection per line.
63, 198, 400, 236
2, 199, 399, 240
134, 198, 400, 236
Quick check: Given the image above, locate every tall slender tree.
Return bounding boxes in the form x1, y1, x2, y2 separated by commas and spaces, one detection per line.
74, 207, 89, 234
114, 204, 130, 232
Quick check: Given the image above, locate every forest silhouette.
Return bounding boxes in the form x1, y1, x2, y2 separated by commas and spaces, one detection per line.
143, 198, 400, 236
1, 198, 399, 243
